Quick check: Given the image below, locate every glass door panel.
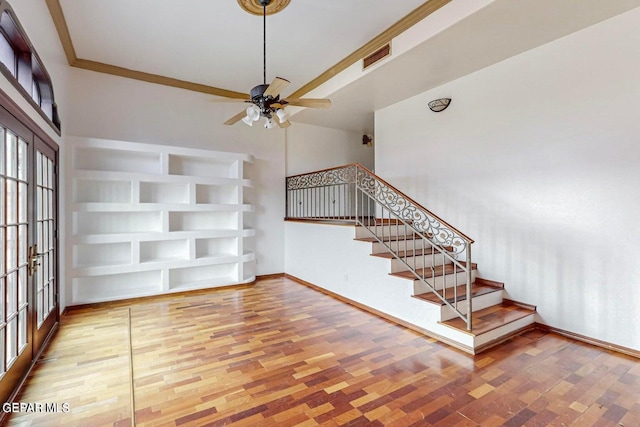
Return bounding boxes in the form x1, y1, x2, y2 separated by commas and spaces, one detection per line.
32, 138, 57, 352
0, 128, 31, 383
35, 151, 56, 326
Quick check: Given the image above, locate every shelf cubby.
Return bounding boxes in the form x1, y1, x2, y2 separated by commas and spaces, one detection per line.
73, 242, 132, 268
195, 184, 238, 205
168, 211, 237, 232
140, 240, 189, 263
74, 211, 162, 235
68, 137, 254, 305
74, 147, 161, 174
74, 179, 132, 203
195, 237, 237, 259
73, 270, 162, 303
168, 155, 237, 178
140, 182, 189, 204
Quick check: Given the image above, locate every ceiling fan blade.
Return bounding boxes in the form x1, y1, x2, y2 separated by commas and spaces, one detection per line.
224, 110, 247, 125
263, 77, 290, 98
211, 98, 250, 103
282, 98, 331, 109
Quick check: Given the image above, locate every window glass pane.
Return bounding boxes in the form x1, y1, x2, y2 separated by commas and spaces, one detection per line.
48, 189, 54, 220
48, 279, 55, 314
18, 308, 27, 349
6, 225, 16, 271
36, 188, 42, 221
18, 182, 27, 223
31, 79, 41, 106
7, 318, 17, 367
0, 177, 4, 224
48, 158, 53, 189
0, 328, 5, 374
7, 271, 16, 315
5, 132, 16, 178
0, 128, 4, 174
6, 179, 16, 224
18, 267, 26, 306
0, 32, 15, 76
18, 224, 26, 265
0, 277, 4, 321
17, 138, 27, 181
36, 151, 42, 185
0, 228, 4, 275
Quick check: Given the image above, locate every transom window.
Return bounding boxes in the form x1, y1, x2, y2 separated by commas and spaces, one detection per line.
0, 1, 60, 133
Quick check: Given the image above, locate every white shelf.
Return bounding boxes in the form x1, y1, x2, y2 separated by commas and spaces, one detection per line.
67, 137, 255, 304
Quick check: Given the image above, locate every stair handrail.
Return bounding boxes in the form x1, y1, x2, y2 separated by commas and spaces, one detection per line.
286, 163, 475, 329
286, 163, 474, 248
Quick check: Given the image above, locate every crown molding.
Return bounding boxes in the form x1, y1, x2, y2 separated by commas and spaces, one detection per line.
45, 0, 450, 100
288, 0, 452, 99
44, 0, 248, 99
72, 58, 250, 99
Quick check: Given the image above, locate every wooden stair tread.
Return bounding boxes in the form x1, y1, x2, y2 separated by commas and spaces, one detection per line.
412, 283, 501, 305
441, 303, 535, 336
389, 262, 477, 280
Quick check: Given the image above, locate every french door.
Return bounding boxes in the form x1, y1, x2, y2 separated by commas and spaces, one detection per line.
0, 105, 58, 403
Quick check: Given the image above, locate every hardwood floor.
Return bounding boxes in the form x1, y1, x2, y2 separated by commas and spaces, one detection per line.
5, 277, 639, 426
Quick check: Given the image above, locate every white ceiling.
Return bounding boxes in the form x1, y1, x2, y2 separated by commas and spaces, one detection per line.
58, 0, 640, 134
59, 0, 426, 94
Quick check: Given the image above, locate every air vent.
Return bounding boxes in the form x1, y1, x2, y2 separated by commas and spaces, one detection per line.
363, 43, 391, 70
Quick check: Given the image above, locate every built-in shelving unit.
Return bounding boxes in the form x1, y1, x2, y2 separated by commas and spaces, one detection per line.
67, 137, 255, 304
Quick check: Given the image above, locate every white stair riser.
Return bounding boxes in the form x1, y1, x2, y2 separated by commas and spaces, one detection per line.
413, 270, 477, 293
439, 290, 504, 321
371, 239, 440, 254
473, 314, 536, 348
390, 254, 451, 273
356, 225, 416, 239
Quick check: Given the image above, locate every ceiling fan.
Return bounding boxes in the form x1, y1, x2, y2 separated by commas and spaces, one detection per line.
217, 0, 331, 129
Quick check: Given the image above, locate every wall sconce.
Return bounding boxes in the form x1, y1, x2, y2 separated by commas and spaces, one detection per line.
362, 135, 373, 147
428, 98, 451, 112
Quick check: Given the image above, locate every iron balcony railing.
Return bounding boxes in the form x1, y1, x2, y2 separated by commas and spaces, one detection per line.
286, 163, 475, 330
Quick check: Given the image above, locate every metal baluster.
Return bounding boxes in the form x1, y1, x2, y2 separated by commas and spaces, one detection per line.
466, 243, 473, 330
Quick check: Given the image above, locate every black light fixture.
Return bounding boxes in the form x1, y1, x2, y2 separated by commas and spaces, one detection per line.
428, 98, 451, 112
220, 0, 331, 127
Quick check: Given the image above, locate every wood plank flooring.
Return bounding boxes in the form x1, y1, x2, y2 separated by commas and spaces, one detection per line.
5, 277, 640, 426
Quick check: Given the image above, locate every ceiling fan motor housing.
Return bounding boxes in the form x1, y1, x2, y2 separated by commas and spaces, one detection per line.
250, 84, 280, 116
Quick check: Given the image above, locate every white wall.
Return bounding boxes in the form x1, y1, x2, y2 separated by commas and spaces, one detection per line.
375, 8, 640, 351
65, 67, 286, 298
285, 122, 374, 176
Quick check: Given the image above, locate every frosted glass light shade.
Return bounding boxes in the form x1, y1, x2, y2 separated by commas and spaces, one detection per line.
246, 105, 260, 121
276, 108, 289, 122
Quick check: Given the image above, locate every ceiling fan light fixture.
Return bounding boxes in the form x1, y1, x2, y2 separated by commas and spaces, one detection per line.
242, 115, 255, 126
246, 105, 260, 121
220, 0, 331, 127
276, 108, 289, 122
264, 117, 277, 129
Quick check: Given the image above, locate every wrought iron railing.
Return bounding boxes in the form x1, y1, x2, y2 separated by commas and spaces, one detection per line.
286, 163, 475, 329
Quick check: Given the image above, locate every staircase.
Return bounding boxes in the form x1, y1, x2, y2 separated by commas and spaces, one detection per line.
355, 223, 536, 353
286, 163, 536, 354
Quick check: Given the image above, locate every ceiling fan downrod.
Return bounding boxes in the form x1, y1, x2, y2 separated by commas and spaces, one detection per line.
260, 0, 271, 85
